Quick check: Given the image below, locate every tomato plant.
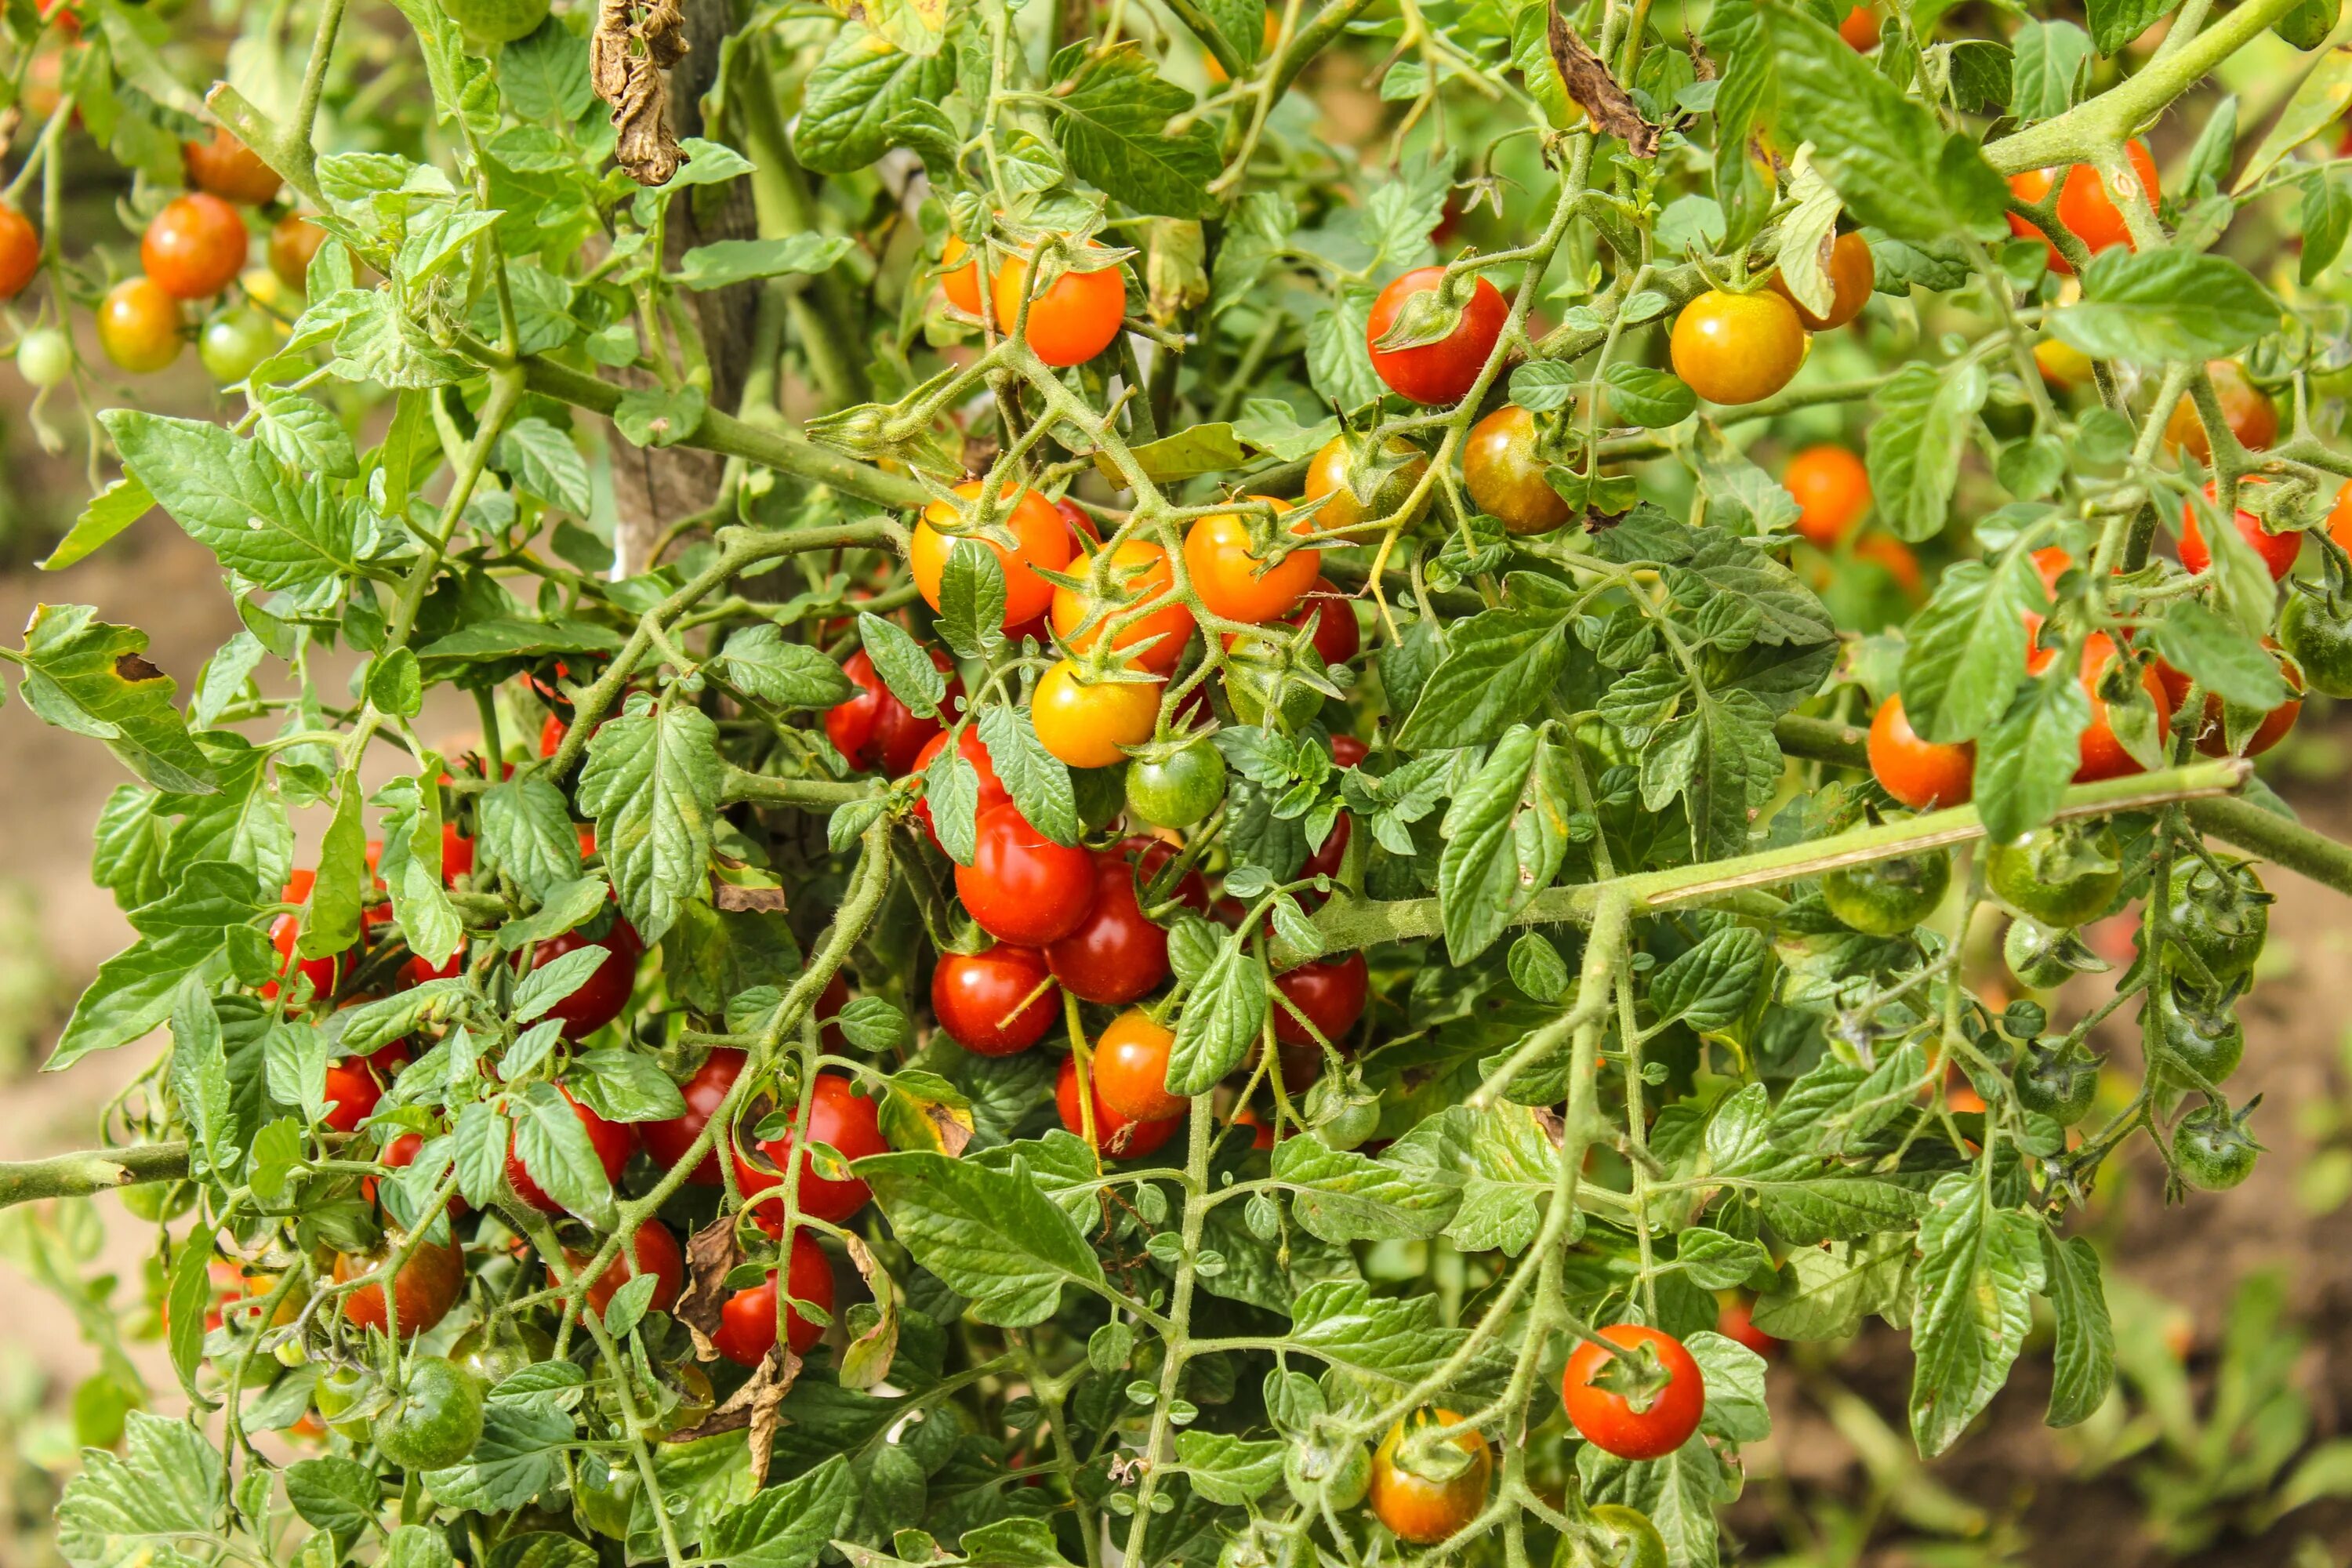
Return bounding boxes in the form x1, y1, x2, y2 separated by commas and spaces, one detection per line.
16, 2, 2352, 1564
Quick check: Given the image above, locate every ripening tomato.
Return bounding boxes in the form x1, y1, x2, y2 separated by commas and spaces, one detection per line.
141, 192, 249, 299
1365, 266, 1509, 405
262, 869, 358, 1003
1184, 496, 1316, 623
1033, 659, 1161, 770
2156, 647, 2303, 757
1670, 289, 1806, 405
1272, 951, 1369, 1047
1838, 3, 1879, 49
2034, 336, 2096, 390
335, 1231, 464, 1338
98, 277, 185, 373
199, 307, 277, 383
713, 1229, 836, 1364
911, 726, 1009, 849
183, 127, 282, 204
938, 233, 984, 314
556, 1220, 682, 1319
365, 1130, 470, 1217
1369, 1410, 1492, 1545
1562, 1324, 1707, 1460
2005, 141, 2158, 274
269, 212, 326, 292
2038, 633, 2172, 782
1284, 576, 1360, 666
958, 803, 1098, 944
1853, 534, 1924, 599
2180, 483, 2299, 581
1784, 444, 1871, 546
1090, 1009, 1187, 1121
914, 481, 1075, 630
1054, 1051, 1181, 1158
934, 945, 1059, 1055
0, 204, 38, 300
991, 239, 1127, 366
741, 1072, 889, 1225
322, 1056, 385, 1134
1304, 430, 1431, 533
524, 920, 642, 1038
2164, 360, 2278, 463
1047, 852, 1171, 1004
1717, 1296, 1779, 1359
1868, 694, 1973, 810
1051, 539, 1194, 673
1463, 405, 1573, 535
1124, 834, 1211, 914
506, 1087, 635, 1214
641, 1047, 746, 1185
827, 647, 961, 775
1768, 230, 1874, 331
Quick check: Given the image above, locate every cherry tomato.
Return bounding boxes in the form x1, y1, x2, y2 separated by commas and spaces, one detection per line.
957, 802, 1098, 945
1202, 6, 1281, 80
1985, 822, 2124, 929
141, 192, 249, 299
2281, 586, 2352, 699
2157, 646, 2302, 757
1091, 1008, 1187, 1121
2173, 1103, 2259, 1191
1853, 534, 1924, 598
269, 212, 325, 292
641, 1047, 745, 1185
2005, 141, 2158, 274
450, 1319, 554, 1390
1670, 289, 1806, 406
826, 647, 960, 775
2330, 478, 2352, 556
1033, 660, 1162, 771
1272, 952, 1368, 1047
1368, 1410, 1492, 1544
1365, 265, 1509, 405
1301, 813, 1352, 888
524, 920, 641, 1038
2161, 858, 2268, 986
1305, 430, 1430, 532
1770, 230, 1874, 332
371, 1356, 484, 1471
183, 127, 282, 204
1050, 539, 1194, 673
938, 232, 984, 314
1047, 852, 1172, 1004
198, 307, 277, 383
2153, 982, 2244, 1094
1715, 1297, 1779, 1359
98, 277, 185, 373
2164, 360, 2277, 462
913, 481, 1076, 630
1184, 496, 1316, 624
506, 1087, 635, 1214
1867, 695, 1973, 810
1277, 576, 1359, 669
1784, 444, 1870, 546
335, 1231, 464, 1338
322, 1056, 386, 1134
557, 1221, 682, 1319
741, 1072, 889, 1225
2042, 633, 2171, 782
715, 1229, 837, 1364
261, 869, 355, 1002
1054, 1051, 1181, 1158
935, 945, 1059, 1055
1462, 405, 1572, 535
2180, 482, 2299, 581
911, 725, 1009, 850
1125, 739, 1226, 829
364, 1130, 470, 1216
1562, 1324, 1706, 1461
1331, 734, 1368, 767
2035, 336, 2096, 390
0, 204, 38, 299
1838, 3, 1880, 49
991, 238, 1127, 366
2014, 1039, 2100, 1123
1820, 849, 1951, 936
17, 326, 70, 388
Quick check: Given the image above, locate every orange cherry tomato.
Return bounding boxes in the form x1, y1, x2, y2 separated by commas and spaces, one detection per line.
2034, 632, 2172, 782
269, 212, 326, 292
1838, 4, 1880, 49
2156, 647, 2303, 758
2005, 141, 2158, 274
1365, 266, 1510, 405
1868, 694, 1973, 810
1054, 1051, 1181, 1158
1182, 496, 1315, 623
1203, 7, 1281, 82
1562, 1324, 1707, 1461
0, 204, 39, 299
2180, 482, 2299, 581
990, 239, 1127, 367
1051, 538, 1194, 673
2330, 479, 2352, 555
1462, 405, 1572, 535
2163, 360, 2277, 463
1670, 289, 1806, 405
1768, 230, 1874, 331
141, 192, 250, 299
912, 480, 1076, 630
1091, 1008, 1187, 1122
183, 127, 283, 205
1368, 1410, 1491, 1544
1032, 659, 1161, 769
938, 233, 984, 314
1853, 535, 1923, 598
1784, 444, 1871, 546
335, 1232, 464, 1338
98, 277, 185, 373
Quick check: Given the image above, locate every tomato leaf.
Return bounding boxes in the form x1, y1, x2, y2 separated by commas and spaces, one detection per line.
859, 1150, 1109, 1326
1909, 1171, 2046, 1457
1898, 552, 2043, 743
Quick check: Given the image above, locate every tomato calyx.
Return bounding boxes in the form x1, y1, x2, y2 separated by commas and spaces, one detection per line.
1367, 260, 1493, 354
1571, 1332, 1681, 1415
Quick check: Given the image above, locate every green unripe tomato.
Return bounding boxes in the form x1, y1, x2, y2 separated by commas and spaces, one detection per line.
371, 1356, 484, 1471
312, 1363, 378, 1441
2012, 1040, 2099, 1124
2172, 1103, 2259, 1191
1554, 1504, 1669, 1568
1126, 740, 1226, 829
451, 1316, 555, 1392
198, 307, 277, 384
2158, 858, 2268, 988
119, 1176, 196, 1223
2152, 983, 2245, 1094
1303, 1073, 1379, 1152
2003, 916, 2104, 991
1985, 823, 2124, 929
1818, 849, 1951, 936
572, 1450, 638, 1540
2280, 589, 2352, 700
439, 0, 550, 45
17, 326, 71, 388
1284, 1435, 1372, 1511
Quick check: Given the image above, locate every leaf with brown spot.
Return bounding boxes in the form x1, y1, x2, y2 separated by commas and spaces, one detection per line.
1545, 0, 1659, 157
677, 1211, 743, 1359
837, 1234, 900, 1390
591, 0, 691, 186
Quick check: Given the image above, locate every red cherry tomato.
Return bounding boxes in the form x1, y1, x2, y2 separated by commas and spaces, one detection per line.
183, 127, 282, 204
1365, 266, 1509, 405
1302, 812, 1352, 886
0, 203, 39, 299
713, 1229, 835, 1364
1369, 1410, 1492, 1544
262, 869, 354, 1002
2180, 483, 2299, 581
1716, 1296, 1779, 1359
1562, 1323, 1707, 1461
322, 1056, 384, 1134
2156, 648, 2303, 758
1867, 695, 1973, 811
506, 1087, 635, 1215
1837, 4, 1879, 49
524, 920, 642, 1038
913, 481, 1076, 631
826, 647, 961, 775
1091, 1009, 1187, 1122
740, 1072, 890, 1225
1272, 952, 1369, 1047
990, 238, 1128, 367
1123, 835, 1211, 913
555, 1219, 682, 1319
2005, 141, 2158, 274
1283, 576, 1360, 666
1330, 735, 1369, 768
956, 803, 1098, 946
334, 1232, 463, 1338
1054, 1051, 1181, 1158
1046, 851, 1173, 1004
2033, 633, 2173, 783
1784, 445, 1870, 547
933, 946, 1060, 1055
141, 192, 249, 299
911, 726, 1010, 850
641, 1047, 746, 1185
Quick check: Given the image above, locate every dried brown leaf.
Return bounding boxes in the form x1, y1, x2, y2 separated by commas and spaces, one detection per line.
837, 1234, 900, 1389
712, 878, 789, 913
592, 0, 691, 186
671, 1342, 800, 1470
1545, 0, 1660, 158
676, 1212, 742, 1359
